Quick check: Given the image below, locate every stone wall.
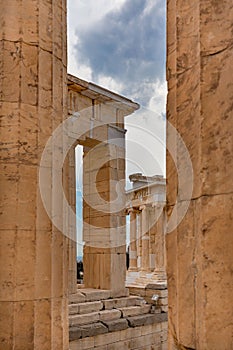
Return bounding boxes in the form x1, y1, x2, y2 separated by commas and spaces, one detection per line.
69, 288, 168, 349
166, 0, 233, 349
70, 322, 167, 350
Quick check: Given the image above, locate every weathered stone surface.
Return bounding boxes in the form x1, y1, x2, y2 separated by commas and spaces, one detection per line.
0, 0, 68, 349
67, 76, 138, 295
69, 312, 99, 327
103, 296, 141, 310
110, 288, 130, 298
129, 332, 161, 349
120, 305, 151, 318
103, 319, 128, 332
70, 336, 95, 350
167, 0, 233, 349
127, 313, 168, 328
69, 322, 168, 349
81, 289, 111, 302
69, 292, 86, 304
69, 327, 82, 341
80, 322, 108, 338
94, 331, 121, 347
128, 287, 146, 297
69, 301, 103, 315
99, 309, 121, 322
145, 283, 167, 290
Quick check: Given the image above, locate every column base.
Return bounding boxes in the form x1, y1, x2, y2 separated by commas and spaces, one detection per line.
128, 267, 139, 272
152, 269, 167, 282
140, 268, 152, 273
126, 270, 140, 286
126, 269, 167, 288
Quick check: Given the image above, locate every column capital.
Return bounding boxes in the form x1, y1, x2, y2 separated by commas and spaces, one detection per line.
125, 207, 141, 215
139, 204, 146, 211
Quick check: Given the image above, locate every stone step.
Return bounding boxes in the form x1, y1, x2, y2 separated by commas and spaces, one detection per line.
69, 309, 122, 327
103, 296, 145, 310
129, 286, 168, 298
69, 301, 103, 315
69, 312, 99, 327
127, 312, 168, 328
69, 322, 108, 341
82, 289, 111, 302
102, 318, 128, 332
119, 305, 151, 318
99, 309, 122, 322
69, 292, 86, 304
69, 311, 168, 342
69, 289, 111, 304
69, 290, 147, 309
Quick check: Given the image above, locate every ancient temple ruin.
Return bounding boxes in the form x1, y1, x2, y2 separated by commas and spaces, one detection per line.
66, 73, 139, 296
0, 0, 232, 349
66, 76, 168, 349
126, 173, 167, 288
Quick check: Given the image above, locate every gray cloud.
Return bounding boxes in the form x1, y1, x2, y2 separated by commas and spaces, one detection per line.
74, 0, 166, 107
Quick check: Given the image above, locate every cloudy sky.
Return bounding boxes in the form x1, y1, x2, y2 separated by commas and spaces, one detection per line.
68, 0, 167, 178
67, 1, 166, 256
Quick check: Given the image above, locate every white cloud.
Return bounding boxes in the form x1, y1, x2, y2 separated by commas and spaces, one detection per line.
148, 80, 167, 115
68, 0, 126, 31
97, 74, 125, 95
68, 0, 126, 76
125, 107, 166, 183
67, 0, 167, 181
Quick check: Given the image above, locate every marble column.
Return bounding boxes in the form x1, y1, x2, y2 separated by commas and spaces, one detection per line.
64, 146, 77, 295
128, 209, 138, 271
83, 136, 127, 296
137, 211, 142, 269
140, 205, 150, 272
0, 1, 69, 348
167, 1, 233, 347
153, 205, 166, 281
148, 207, 155, 272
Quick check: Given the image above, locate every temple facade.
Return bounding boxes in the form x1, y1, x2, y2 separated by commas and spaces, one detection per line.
126, 174, 167, 288
67, 73, 139, 296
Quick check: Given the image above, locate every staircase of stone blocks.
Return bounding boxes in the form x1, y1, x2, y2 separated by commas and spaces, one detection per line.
69, 288, 168, 342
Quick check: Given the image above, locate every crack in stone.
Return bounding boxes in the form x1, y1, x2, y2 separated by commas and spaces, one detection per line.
202, 43, 233, 57
167, 191, 233, 208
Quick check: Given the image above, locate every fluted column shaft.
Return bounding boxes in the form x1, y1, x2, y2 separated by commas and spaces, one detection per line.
0, 1, 69, 348
140, 206, 150, 272
167, 0, 233, 348
153, 205, 166, 280
64, 146, 77, 295
128, 210, 138, 271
